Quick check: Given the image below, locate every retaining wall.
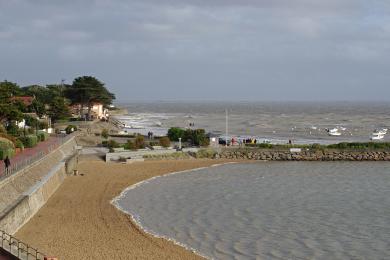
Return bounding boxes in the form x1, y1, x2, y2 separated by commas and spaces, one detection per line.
0, 163, 66, 235
105, 148, 177, 162
0, 137, 78, 235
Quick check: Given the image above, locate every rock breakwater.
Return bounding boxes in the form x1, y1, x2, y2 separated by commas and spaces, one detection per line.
214, 148, 390, 161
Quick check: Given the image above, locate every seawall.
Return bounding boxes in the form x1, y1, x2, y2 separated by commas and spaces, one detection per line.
0, 137, 78, 235
215, 148, 390, 161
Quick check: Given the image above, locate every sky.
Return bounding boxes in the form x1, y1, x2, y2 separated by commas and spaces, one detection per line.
0, 0, 390, 102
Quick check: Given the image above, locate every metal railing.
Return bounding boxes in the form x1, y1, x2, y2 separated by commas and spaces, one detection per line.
0, 133, 76, 181
0, 230, 45, 260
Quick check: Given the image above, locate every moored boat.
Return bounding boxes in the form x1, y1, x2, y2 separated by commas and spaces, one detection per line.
326, 128, 342, 136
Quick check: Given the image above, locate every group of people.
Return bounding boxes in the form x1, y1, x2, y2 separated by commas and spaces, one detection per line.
147, 131, 154, 139
227, 137, 258, 146
242, 138, 258, 144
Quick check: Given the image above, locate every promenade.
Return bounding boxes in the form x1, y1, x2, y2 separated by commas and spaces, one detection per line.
0, 134, 74, 179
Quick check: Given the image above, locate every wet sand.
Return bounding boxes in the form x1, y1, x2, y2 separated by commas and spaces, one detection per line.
15, 159, 229, 260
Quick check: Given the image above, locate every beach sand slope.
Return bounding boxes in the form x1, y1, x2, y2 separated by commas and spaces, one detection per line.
15, 160, 227, 260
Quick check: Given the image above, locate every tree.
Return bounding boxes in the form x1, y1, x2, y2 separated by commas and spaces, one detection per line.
47, 84, 69, 98
0, 81, 24, 126
21, 85, 51, 104
0, 103, 24, 124
0, 81, 22, 101
47, 97, 71, 121
168, 127, 185, 141
65, 76, 115, 119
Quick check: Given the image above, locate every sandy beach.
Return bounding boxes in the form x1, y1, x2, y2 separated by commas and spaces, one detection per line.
15, 159, 229, 260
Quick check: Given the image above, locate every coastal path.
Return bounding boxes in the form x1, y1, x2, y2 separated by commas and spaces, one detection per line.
0, 134, 74, 180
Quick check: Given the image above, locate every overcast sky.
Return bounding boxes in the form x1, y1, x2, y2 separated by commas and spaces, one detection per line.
1, 0, 390, 101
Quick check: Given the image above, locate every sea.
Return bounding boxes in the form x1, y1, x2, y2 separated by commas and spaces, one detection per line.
112, 102, 390, 259
113, 162, 390, 260
114, 101, 390, 144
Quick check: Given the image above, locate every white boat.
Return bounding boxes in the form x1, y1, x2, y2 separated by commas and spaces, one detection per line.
376, 128, 388, 135
371, 133, 385, 140
123, 124, 144, 129
327, 128, 341, 136
370, 129, 387, 140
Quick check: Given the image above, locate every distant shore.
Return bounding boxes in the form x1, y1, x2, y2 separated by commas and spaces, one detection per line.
15, 159, 230, 260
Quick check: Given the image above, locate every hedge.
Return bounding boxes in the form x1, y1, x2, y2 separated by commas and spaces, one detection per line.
37, 131, 49, 142
15, 139, 24, 150
0, 141, 15, 160
19, 135, 38, 148
65, 125, 77, 134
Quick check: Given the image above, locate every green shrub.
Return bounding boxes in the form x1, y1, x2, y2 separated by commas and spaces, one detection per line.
0, 147, 15, 160
101, 129, 109, 139
24, 115, 38, 127
192, 129, 209, 146
195, 149, 217, 158
169, 128, 209, 146
168, 127, 185, 141
0, 125, 6, 134
6, 123, 20, 137
65, 125, 77, 134
15, 139, 24, 150
124, 140, 136, 150
326, 142, 390, 150
106, 140, 121, 152
0, 141, 15, 160
37, 131, 49, 142
159, 137, 171, 148
19, 135, 38, 148
149, 141, 159, 146
135, 135, 145, 149
39, 121, 49, 130
0, 133, 17, 145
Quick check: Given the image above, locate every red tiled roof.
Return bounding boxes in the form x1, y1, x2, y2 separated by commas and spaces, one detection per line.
10, 96, 35, 106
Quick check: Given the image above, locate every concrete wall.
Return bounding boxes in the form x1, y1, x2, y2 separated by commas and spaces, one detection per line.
0, 138, 77, 214
0, 137, 78, 235
0, 163, 66, 235
105, 148, 177, 162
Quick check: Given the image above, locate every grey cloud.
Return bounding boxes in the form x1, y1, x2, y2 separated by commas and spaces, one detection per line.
0, 0, 389, 101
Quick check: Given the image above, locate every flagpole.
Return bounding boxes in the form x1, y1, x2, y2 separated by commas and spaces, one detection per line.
225, 109, 228, 147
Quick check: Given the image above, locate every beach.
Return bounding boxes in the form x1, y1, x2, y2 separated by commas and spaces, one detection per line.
15, 159, 228, 260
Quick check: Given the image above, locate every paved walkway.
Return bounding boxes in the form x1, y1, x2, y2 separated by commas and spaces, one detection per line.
0, 135, 71, 179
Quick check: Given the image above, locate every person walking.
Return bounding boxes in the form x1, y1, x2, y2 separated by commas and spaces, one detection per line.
4, 156, 11, 175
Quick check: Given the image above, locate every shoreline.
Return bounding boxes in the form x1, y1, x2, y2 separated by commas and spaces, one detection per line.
15, 159, 233, 260
111, 161, 238, 260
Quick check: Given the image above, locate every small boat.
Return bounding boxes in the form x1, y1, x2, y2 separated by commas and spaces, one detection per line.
370, 129, 387, 140
371, 133, 385, 140
123, 124, 144, 129
377, 128, 388, 135
327, 128, 341, 136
